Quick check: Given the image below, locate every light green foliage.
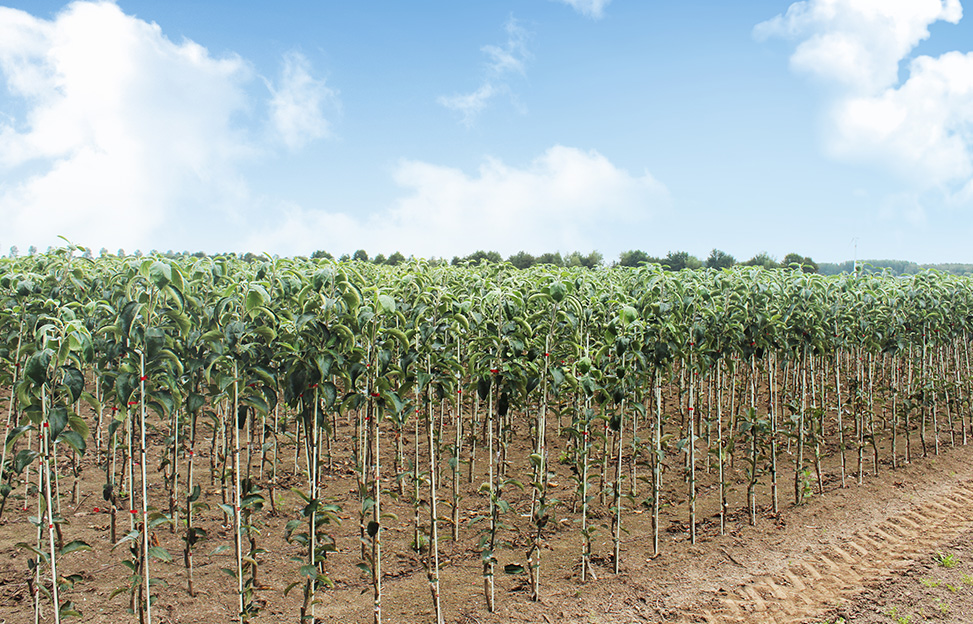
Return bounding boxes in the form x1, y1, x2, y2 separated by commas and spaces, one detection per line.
934, 551, 957, 568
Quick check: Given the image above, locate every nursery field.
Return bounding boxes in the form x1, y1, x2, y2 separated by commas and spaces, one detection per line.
2, 248, 973, 624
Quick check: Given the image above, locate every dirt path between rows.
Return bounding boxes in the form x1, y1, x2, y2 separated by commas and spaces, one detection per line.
679, 478, 973, 623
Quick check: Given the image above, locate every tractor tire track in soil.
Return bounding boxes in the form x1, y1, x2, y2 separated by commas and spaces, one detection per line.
680, 480, 973, 624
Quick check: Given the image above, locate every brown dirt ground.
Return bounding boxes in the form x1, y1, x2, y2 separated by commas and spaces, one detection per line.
819, 528, 973, 624
2, 406, 973, 624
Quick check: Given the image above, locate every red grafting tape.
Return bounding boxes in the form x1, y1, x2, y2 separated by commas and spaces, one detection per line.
139, 376, 148, 382
128, 401, 138, 406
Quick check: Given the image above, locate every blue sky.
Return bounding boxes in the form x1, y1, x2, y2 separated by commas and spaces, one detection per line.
1, 0, 972, 263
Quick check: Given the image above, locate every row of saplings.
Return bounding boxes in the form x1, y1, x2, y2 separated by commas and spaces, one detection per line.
3, 338, 968, 624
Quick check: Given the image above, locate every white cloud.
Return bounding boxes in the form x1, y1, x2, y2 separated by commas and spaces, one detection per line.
246, 145, 669, 258
437, 83, 501, 127
439, 18, 531, 126
757, 0, 973, 192
0, 1, 335, 252
268, 51, 336, 149
755, 0, 961, 92
831, 51, 973, 185
554, 0, 612, 19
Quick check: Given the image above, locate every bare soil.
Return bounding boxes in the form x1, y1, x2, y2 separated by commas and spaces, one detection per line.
3, 410, 973, 624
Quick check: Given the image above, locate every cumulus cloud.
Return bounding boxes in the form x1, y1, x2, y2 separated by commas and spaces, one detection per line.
439, 18, 531, 126
246, 145, 669, 258
553, 0, 612, 19
268, 51, 337, 149
0, 1, 334, 251
756, 0, 973, 191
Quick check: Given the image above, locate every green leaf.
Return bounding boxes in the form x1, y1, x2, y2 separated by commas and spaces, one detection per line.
504, 563, 525, 575
148, 546, 172, 562
377, 294, 396, 314
148, 260, 172, 288
245, 285, 270, 313
58, 600, 82, 618
25, 349, 52, 386
619, 305, 638, 326
62, 367, 85, 403
48, 406, 68, 443
58, 540, 92, 556
283, 580, 302, 596
5, 424, 34, 448
59, 431, 86, 456
145, 327, 166, 361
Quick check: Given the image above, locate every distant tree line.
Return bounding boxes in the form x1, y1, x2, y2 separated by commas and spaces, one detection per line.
9, 243, 971, 276
818, 259, 973, 277
616, 249, 819, 273
303, 247, 819, 272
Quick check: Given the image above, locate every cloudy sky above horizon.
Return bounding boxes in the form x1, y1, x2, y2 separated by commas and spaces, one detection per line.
1, 0, 972, 263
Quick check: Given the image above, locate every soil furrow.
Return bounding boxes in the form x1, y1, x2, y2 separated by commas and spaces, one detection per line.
679, 477, 973, 624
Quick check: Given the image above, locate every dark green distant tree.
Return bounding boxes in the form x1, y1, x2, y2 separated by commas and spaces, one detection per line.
8, 245, 17, 258
311, 250, 334, 260
508, 251, 536, 269
373, 253, 387, 265
352, 249, 370, 262
453, 250, 502, 265
743, 252, 777, 269
664, 251, 702, 271
386, 251, 406, 266
705, 248, 736, 269
782, 253, 818, 273
618, 249, 656, 267
535, 252, 564, 266
579, 250, 603, 268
